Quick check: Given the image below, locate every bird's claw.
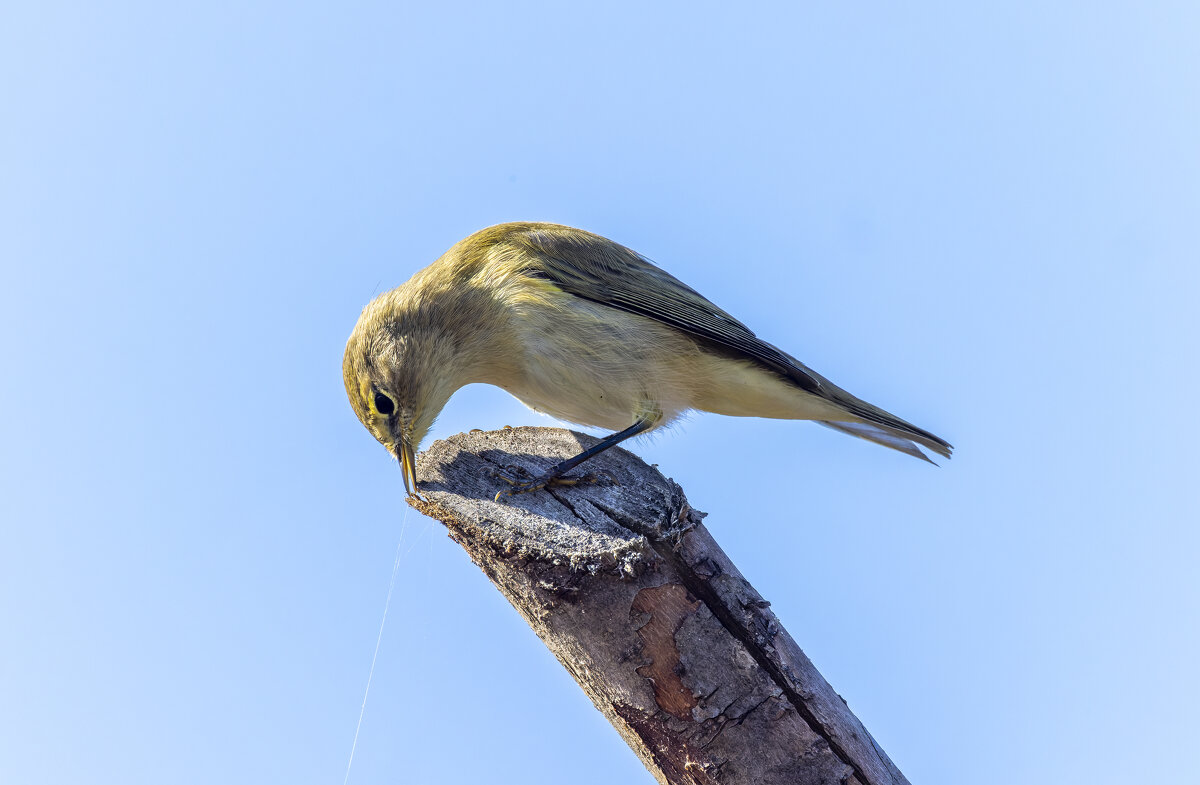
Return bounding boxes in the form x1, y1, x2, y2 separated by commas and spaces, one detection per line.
491, 465, 619, 502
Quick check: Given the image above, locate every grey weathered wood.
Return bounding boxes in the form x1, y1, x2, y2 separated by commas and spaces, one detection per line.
409, 426, 911, 785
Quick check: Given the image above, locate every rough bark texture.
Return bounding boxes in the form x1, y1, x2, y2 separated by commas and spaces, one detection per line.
408, 426, 911, 785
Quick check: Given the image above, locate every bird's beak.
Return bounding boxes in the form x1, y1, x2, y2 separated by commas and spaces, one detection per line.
399, 438, 418, 496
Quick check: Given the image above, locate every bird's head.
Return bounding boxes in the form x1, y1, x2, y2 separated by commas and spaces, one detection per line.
342, 295, 463, 496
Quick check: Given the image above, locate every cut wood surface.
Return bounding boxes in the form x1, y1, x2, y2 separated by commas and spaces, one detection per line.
408, 426, 911, 785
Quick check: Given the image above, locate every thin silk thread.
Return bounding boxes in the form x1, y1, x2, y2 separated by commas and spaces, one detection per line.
343, 510, 408, 785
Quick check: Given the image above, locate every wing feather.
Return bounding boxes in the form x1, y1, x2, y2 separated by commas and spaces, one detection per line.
514, 225, 826, 395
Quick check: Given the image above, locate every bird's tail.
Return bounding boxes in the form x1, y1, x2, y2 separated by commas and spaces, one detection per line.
818, 400, 953, 464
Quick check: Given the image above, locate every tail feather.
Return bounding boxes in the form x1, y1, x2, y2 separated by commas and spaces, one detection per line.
818, 418, 953, 464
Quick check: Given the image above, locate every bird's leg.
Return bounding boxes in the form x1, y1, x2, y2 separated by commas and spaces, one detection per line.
493, 417, 654, 501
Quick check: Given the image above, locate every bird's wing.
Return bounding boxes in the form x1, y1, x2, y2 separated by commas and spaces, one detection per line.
510, 224, 953, 460
514, 225, 826, 396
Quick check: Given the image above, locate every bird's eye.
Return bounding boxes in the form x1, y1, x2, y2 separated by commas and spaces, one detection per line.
373, 391, 395, 415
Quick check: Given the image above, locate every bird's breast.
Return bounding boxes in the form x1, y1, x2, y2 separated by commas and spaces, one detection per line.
488, 298, 702, 431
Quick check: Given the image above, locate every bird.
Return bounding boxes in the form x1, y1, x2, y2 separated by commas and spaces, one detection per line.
343, 222, 951, 500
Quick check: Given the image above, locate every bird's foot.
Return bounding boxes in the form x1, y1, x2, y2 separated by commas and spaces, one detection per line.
491, 465, 618, 502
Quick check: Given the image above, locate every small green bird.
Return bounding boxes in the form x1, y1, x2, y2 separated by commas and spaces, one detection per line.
343, 222, 951, 499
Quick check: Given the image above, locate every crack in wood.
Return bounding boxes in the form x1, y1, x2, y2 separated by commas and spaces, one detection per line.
648, 541, 875, 785
589, 495, 879, 785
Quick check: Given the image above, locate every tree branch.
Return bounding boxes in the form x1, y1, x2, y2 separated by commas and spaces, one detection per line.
408, 426, 911, 785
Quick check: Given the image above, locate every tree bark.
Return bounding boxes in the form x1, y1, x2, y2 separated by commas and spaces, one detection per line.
408, 426, 911, 785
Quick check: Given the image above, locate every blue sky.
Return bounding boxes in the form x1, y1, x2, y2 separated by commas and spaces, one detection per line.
2, 2, 1197, 783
